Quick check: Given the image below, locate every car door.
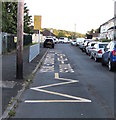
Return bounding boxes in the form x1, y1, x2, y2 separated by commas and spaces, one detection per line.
92, 44, 97, 57
103, 42, 111, 63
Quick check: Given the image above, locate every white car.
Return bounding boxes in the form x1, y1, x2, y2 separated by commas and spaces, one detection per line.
90, 42, 109, 62
71, 40, 77, 46
53, 37, 59, 44
76, 38, 85, 46
59, 37, 68, 43
86, 41, 97, 55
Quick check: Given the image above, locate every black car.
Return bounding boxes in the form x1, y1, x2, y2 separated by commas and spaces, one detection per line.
43, 38, 54, 48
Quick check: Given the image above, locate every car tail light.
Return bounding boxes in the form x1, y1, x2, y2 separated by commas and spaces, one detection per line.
112, 50, 116, 56
98, 50, 102, 54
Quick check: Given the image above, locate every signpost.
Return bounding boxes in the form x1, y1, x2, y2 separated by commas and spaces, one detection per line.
34, 15, 41, 42
34, 16, 41, 31
29, 15, 42, 62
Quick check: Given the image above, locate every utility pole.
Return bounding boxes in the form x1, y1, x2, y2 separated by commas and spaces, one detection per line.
74, 24, 76, 39
114, 1, 116, 41
16, 0, 24, 79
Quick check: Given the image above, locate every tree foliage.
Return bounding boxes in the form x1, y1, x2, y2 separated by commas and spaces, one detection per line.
46, 28, 85, 39
2, 2, 17, 34
87, 28, 100, 35
2, 2, 33, 34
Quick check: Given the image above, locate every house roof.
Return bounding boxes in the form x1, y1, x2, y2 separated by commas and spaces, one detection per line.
100, 17, 116, 27
42, 29, 56, 37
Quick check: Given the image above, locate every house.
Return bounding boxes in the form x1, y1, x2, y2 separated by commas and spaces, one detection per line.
31, 27, 57, 43
31, 26, 45, 43
42, 29, 56, 38
100, 17, 116, 40
90, 33, 100, 40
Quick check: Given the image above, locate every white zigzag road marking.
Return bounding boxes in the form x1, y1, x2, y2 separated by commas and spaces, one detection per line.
25, 73, 92, 103
25, 100, 91, 103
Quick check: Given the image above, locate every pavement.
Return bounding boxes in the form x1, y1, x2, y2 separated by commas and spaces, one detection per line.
2, 43, 48, 113
10, 44, 115, 119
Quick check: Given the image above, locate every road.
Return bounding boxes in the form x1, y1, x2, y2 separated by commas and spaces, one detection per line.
13, 44, 114, 119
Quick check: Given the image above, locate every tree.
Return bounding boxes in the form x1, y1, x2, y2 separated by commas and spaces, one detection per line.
24, 3, 33, 34
2, 2, 33, 34
2, 2, 17, 34
57, 31, 65, 38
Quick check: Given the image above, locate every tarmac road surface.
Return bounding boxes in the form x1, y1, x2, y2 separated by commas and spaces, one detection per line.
13, 44, 115, 119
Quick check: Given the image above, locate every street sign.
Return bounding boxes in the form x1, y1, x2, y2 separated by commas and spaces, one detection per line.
34, 16, 41, 30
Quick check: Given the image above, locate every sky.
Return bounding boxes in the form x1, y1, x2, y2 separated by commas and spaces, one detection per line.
24, 0, 114, 34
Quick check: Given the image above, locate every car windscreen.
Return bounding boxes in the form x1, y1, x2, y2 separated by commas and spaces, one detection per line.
91, 43, 96, 46
99, 44, 108, 48
45, 39, 53, 42
114, 43, 116, 48
60, 38, 64, 39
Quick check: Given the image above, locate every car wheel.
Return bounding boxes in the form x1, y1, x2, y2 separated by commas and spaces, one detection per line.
101, 58, 105, 66
88, 52, 90, 56
86, 50, 88, 55
43, 44, 46, 48
108, 60, 113, 71
94, 56, 98, 62
89, 53, 93, 59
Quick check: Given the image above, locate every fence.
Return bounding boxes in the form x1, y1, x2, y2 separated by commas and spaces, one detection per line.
1, 32, 32, 54
29, 43, 40, 62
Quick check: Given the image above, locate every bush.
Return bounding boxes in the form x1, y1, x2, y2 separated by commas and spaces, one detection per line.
100, 39, 111, 42
23, 35, 32, 46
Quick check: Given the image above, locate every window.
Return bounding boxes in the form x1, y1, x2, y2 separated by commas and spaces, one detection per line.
114, 43, 116, 48
99, 44, 108, 48
91, 43, 95, 46
94, 44, 98, 48
60, 37, 64, 40
45, 39, 53, 43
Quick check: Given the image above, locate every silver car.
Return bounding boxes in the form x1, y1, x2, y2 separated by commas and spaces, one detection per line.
86, 41, 96, 55
90, 42, 109, 62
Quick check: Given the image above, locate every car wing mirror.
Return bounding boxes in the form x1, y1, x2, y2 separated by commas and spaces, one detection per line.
104, 47, 108, 52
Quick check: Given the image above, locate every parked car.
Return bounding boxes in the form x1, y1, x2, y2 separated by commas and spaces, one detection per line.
82, 40, 92, 52
67, 39, 72, 43
80, 39, 91, 52
53, 37, 59, 44
79, 39, 87, 50
59, 37, 68, 43
76, 38, 85, 46
43, 38, 54, 48
90, 42, 109, 62
86, 41, 97, 55
102, 41, 116, 71
71, 40, 77, 46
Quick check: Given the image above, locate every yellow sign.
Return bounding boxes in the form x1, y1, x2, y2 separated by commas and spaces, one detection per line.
14, 37, 17, 43
34, 16, 41, 30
